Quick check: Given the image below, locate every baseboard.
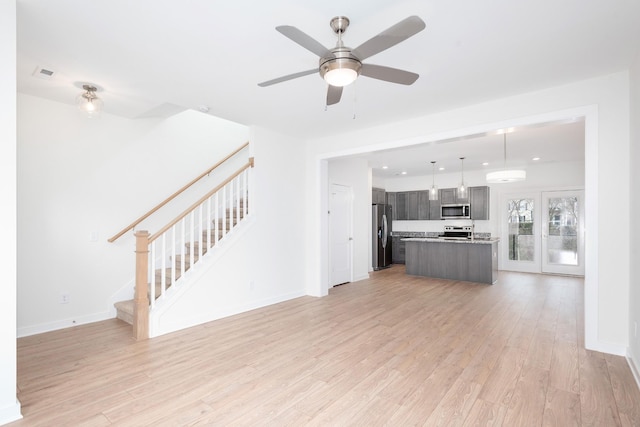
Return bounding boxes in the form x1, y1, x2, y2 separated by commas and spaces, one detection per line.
352, 273, 370, 282
0, 399, 22, 426
151, 290, 306, 338
17, 310, 113, 338
627, 351, 640, 391
585, 340, 627, 357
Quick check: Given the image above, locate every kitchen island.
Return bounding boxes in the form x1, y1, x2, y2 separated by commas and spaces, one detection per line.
403, 238, 499, 284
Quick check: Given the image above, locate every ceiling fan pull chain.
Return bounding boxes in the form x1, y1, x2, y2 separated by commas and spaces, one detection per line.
353, 81, 357, 119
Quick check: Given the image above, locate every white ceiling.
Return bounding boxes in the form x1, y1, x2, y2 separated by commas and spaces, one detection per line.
16, 0, 639, 173
365, 119, 586, 177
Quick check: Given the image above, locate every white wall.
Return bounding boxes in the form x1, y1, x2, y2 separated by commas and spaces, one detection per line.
629, 54, 640, 380
17, 94, 249, 336
328, 157, 371, 280
0, 0, 21, 424
153, 127, 308, 335
305, 72, 630, 355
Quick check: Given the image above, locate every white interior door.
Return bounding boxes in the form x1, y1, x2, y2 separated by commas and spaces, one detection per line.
542, 190, 585, 275
329, 184, 352, 286
501, 193, 541, 273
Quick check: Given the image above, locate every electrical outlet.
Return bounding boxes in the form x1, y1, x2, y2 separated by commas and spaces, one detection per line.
60, 293, 70, 304
249, 281, 255, 291
89, 231, 98, 242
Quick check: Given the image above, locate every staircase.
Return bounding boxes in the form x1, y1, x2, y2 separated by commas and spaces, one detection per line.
108, 145, 253, 340
115, 200, 246, 325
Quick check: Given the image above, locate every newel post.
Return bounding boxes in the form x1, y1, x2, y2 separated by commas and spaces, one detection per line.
134, 230, 150, 340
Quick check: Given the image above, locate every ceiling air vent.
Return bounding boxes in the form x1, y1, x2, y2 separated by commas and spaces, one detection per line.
32, 66, 56, 80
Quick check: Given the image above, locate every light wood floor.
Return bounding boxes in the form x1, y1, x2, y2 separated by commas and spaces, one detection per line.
11, 265, 640, 426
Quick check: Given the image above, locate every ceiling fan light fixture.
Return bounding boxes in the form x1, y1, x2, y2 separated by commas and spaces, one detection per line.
320, 56, 361, 87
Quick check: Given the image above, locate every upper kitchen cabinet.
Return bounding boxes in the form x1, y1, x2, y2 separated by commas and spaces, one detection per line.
417, 191, 430, 220
440, 188, 469, 204
406, 191, 419, 220
429, 197, 441, 220
469, 186, 490, 220
386, 192, 397, 220
390, 191, 439, 220
387, 187, 487, 221
439, 188, 456, 205
394, 192, 407, 220
372, 187, 386, 204
394, 191, 419, 220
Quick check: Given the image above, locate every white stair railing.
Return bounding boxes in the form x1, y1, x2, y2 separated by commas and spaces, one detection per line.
133, 158, 253, 339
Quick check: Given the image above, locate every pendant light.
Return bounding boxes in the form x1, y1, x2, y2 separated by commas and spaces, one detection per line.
429, 161, 438, 201
458, 157, 467, 199
76, 84, 103, 118
486, 133, 526, 183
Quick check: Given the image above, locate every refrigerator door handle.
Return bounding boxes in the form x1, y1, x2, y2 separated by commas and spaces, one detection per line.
381, 214, 388, 248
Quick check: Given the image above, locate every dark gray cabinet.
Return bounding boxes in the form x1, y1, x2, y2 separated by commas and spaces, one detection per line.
395, 192, 407, 220
392, 236, 406, 264
417, 191, 430, 220
394, 191, 419, 220
469, 186, 490, 220
407, 191, 419, 220
405, 240, 498, 284
440, 187, 469, 204
439, 188, 457, 205
386, 192, 397, 220
387, 187, 488, 221
372, 187, 386, 204
429, 198, 441, 220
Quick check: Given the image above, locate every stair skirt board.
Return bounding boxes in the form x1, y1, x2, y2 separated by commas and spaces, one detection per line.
115, 214, 255, 335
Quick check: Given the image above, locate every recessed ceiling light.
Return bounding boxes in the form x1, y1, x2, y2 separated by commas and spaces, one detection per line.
532, 157, 540, 161
482, 162, 489, 166
401, 171, 407, 175
382, 165, 388, 169
439, 167, 445, 171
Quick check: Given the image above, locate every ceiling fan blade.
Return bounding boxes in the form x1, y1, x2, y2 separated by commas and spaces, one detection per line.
326, 85, 343, 106
258, 69, 318, 87
360, 64, 419, 85
276, 25, 333, 58
351, 16, 426, 61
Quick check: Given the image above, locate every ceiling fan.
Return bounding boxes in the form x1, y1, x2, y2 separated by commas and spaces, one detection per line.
258, 15, 426, 106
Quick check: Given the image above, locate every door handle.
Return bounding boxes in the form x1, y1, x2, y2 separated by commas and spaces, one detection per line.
348, 237, 353, 241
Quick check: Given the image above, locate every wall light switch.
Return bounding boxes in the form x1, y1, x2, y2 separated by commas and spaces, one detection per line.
89, 231, 98, 242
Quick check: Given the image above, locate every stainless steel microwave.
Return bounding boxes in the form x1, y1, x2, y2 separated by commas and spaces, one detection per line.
441, 204, 471, 219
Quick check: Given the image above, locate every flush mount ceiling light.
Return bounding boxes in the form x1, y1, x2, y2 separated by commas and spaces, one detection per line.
458, 157, 467, 199
76, 84, 103, 118
429, 161, 438, 201
486, 133, 526, 183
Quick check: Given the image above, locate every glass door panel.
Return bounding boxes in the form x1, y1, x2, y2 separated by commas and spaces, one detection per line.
508, 198, 535, 261
501, 193, 540, 273
542, 191, 584, 275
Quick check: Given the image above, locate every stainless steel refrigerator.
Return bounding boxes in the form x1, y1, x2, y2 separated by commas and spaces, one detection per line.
372, 204, 392, 270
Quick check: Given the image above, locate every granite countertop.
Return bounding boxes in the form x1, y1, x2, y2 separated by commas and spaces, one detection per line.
401, 237, 500, 245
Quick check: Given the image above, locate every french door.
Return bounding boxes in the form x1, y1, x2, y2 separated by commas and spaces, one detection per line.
541, 190, 584, 275
501, 190, 584, 276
